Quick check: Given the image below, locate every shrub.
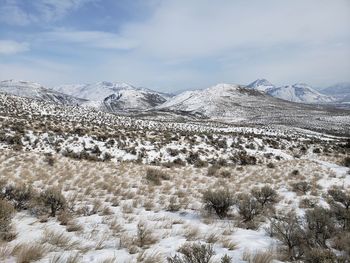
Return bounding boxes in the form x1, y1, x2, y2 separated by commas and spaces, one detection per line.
305, 207, 334, 248
3, 184, 34, 210
220, 254, 232, 263
167, 243, 215, 263
331, 232, 350, 257
194, 159, 208, 168
167, 196, 181, 212
207, 165, 220, 177
44, 153, 55, 166
220, 170, 231, 178
232, 152, 257, 165
343, 157, 350, 167
186, 152, 200, 165
236, 194, 262, 225
202, 188, 234, 218
266, 163, 275, 168
269, 212, 305, 261
146, 168, 170, 185
327, 187, 350, 230
303, 248, 336, 263
40, 188, 66, 217
135, 222, 158, 248
0, 199, 15, 241
251, 186, 278, 208
328, 187, 350, 209
291, 181, 311, 194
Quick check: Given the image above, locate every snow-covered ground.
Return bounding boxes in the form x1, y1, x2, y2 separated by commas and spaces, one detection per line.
0, 92, 349, 263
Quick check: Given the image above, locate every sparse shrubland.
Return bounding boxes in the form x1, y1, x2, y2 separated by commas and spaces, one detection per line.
0, 93, 349, 262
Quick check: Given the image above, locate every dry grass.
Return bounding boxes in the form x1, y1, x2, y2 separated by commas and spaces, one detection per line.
221, 237, 238, 250
13, 243, 48, 263
0, 146, 346, 262
41, 229, 80, 250
136, 249, 164, 263
242, 249, 274, 263
49, 253, 81, 263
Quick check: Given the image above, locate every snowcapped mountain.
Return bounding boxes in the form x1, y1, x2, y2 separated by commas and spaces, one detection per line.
247, 79, 334, 103
0, 80, 85, 105
267, 83, 334, 103
322, 82, 350, 103
156, 83, 306, 120
246, 79, 275, 92
54, 81, 171, 112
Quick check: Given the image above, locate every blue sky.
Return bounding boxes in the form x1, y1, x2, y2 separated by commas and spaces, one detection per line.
0, 0, 349, 92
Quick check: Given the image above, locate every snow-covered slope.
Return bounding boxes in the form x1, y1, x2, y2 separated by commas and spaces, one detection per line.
322, 82, 350, 103
157, 83, 309, 120
268, 83, 334, 103
54, 81, 171, 112
0, 80, 85, 105
246, 78, 276, 92
247, 79, 334, 103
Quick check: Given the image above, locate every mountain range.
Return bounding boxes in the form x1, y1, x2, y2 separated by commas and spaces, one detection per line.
321, 82, 350, 103
246, 79, 336, 103
0, 80, 85, 106
0, 79, 349, 120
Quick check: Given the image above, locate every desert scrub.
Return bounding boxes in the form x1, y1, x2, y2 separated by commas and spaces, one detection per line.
236, 194, 263, 229
251, 186, 278, 208
291, 181, 311, 194
40, 188, 66, 217
2, 184, 34, 210
167, 243, 215, 263
202, 188, 234, 218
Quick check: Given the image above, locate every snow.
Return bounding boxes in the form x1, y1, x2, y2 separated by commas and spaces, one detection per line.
54, 81, 171, 111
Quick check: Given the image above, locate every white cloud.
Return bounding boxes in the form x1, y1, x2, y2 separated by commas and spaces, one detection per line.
0, 40, 29, 55
43, 29, 137, 50
119, 0, 350, 60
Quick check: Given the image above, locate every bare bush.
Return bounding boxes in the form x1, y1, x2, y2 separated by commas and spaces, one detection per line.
40, 188, 66, 217
251, 186, 278, 208
236, 194, 262, 227
167, 243, 215, 263
202, 188, 234, 218
291, 181, 311, 194
305, 207, 335, 248
3, 184, 34, 210
269, 212, 305, 261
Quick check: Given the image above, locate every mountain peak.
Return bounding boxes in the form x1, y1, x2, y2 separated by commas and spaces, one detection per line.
248, 79, 274, 87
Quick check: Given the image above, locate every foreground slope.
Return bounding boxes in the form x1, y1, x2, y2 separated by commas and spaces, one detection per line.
0, 90, 349, 262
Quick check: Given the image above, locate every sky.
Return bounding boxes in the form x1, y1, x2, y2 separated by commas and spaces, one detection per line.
0, 0, 349, 92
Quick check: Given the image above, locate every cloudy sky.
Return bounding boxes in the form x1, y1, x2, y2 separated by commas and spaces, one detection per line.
0, 0, 349, 92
